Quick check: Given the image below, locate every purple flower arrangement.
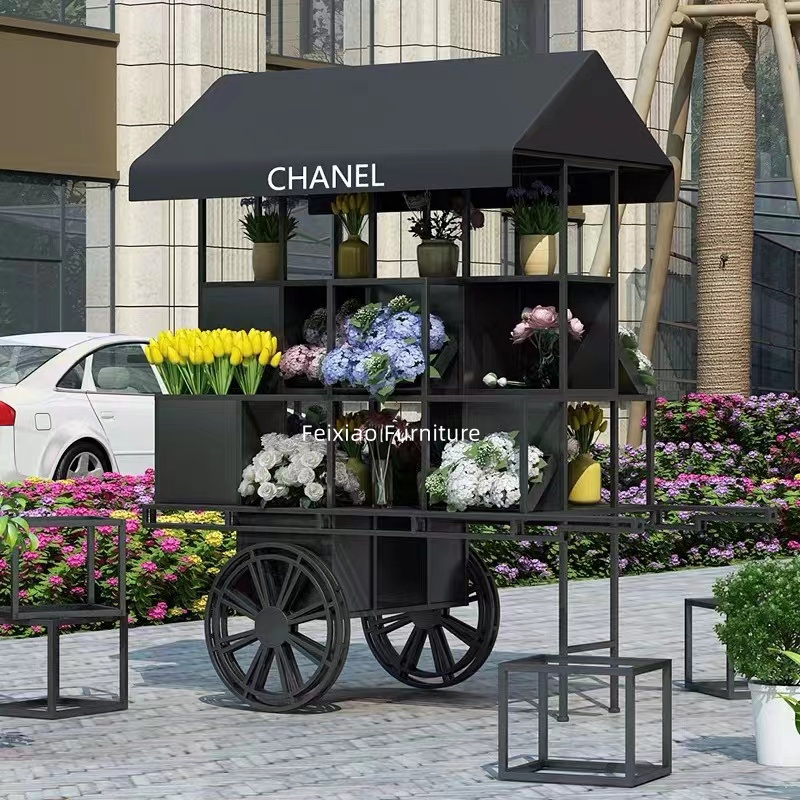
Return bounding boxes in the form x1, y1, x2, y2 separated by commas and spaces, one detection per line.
321, 294, 447, 398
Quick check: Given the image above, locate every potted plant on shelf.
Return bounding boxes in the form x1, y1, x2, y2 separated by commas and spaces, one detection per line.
510, 305, 584, 388
507, 181, 561, 275
618, 326, 656, 393
332, 193, 369, 278
240, 197, 298, 281
566, 403, 606, 504
405, 191, 485, 278
425, 432, 549, 512
713, 558, 800, 767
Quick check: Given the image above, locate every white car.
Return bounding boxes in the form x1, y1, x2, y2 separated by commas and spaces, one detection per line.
0, 332, 164, 482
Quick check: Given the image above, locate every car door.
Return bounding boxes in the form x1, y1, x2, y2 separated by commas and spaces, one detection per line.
86, 343, 161, 474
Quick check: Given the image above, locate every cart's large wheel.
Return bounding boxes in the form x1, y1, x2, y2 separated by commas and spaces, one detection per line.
205, 543, 350, 711
362, 548, 499, 689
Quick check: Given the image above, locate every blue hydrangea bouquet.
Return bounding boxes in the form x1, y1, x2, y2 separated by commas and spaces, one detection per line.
321, 294, 450, 398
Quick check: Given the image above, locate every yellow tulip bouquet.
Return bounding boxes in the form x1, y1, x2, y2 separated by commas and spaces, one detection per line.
144, 328, 281, 395
331, 193, 369, 238
566, 403, 607, 455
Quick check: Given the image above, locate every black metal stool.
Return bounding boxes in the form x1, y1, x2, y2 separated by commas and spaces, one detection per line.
0, 516, 128, 719
498, 654, 672, 788
684, 597, 749, 700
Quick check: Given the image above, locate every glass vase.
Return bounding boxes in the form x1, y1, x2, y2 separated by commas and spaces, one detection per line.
371, 457, 394, 508
524, 352, 559, 389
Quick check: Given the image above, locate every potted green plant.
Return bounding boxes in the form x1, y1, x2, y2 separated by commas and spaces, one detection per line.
713, 558, 800, 767
240, 197, 298, 281
507, 181, 560, 275
405, 192, 484, 278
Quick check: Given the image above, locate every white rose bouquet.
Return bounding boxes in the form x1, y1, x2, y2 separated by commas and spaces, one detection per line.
239, 432, 365, 508
425, 431, 547, 512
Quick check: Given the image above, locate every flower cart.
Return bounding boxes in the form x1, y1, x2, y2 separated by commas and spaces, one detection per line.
130, 53, 773, 726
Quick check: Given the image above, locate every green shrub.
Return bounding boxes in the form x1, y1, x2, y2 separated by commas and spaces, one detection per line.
713, 558, 800, 685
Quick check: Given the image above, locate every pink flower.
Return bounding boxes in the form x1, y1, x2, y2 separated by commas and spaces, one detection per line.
106, 577, 119, 587
71, 586, 86, 596
147, 602, 168, 621
524, 305, 558, 329
160, 537, 181, 554
568, 316, 585, 340
511, 321, 533, 344
788, 541, 800, 551
48, 575, 64, 587
65, 553, 86, 568
162, 572, 178, 582
139, 561, 158, 574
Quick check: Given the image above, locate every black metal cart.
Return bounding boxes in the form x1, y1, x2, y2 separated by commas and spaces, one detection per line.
131, 53, 771, 715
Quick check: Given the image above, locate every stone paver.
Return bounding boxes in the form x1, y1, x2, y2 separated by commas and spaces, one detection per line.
1, 567, 800, 799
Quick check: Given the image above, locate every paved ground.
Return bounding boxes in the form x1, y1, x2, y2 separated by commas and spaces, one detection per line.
1, 566, 799, 800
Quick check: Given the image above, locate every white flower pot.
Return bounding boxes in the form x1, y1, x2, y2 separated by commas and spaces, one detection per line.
749, 682, 800, 766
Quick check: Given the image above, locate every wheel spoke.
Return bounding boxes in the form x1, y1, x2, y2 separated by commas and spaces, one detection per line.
276, 562, 305, 612
244, 644, 274, 692
428, 626, 456, 677
220, 588, 260, 619
288, 631, 327, 666
276, 643, 303, 695
249, 557, 278, 609
440, 615, 480, 648
399, 627, 427, 672
218, 629, 258, 655
366, 613, 413, 637
286, 600, 328, 625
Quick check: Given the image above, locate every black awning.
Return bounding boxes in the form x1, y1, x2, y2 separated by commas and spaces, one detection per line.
129, 52, 673, 206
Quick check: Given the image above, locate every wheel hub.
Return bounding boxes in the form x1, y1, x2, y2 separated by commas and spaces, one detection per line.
408, 610, 444, 630
254, 606, 290, 647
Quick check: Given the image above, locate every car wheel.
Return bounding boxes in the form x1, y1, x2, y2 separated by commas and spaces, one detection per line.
54, 442, 110, 480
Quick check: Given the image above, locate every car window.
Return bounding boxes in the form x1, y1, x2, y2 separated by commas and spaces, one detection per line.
0, 344, 62, 384
91, 344, 161, 395
57, 359, 86, 391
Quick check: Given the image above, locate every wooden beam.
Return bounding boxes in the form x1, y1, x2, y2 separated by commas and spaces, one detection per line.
589, 0, 682, 275
679, 1, 800, 16
671, 11, 705, 28
764, 0, 800, 211
628, 19, 701, 447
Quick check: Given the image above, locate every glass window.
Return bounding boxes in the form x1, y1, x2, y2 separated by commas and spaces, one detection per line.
91, 345, 161, 395
0, 343, 61, 384
0, 173, 112, 337
0, 0, 112, 29
57, 358, 86, 390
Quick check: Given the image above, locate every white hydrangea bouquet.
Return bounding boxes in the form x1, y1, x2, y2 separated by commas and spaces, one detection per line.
239, 432, 365, 508
619, 325, 656, 388
425, 431, 547, 512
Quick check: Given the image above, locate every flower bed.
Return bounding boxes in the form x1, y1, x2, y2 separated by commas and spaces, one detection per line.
3, 392, 800, 631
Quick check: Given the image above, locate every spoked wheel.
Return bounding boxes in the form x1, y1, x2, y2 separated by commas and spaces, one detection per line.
205, 543, 350, 712
362, 549, 500, 689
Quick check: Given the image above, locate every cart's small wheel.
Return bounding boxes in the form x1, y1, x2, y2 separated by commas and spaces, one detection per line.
205, 543, 350, 711
362, 548, 499, 689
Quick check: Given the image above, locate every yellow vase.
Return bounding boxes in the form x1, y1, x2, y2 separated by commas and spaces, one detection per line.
568, 453, 601, 504
519, 234, 557, 275
337, 236, 369, 278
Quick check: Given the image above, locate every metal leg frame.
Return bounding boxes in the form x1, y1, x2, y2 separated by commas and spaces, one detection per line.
684, 598, 749, 700
557, 530, 621, 721
0, 618, 128, 720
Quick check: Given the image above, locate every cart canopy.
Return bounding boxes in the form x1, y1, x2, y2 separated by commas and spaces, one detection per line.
129, 51, 673, 206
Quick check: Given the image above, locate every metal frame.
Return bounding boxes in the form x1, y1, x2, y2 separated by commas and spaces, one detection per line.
684, 597, 749, 700
498, 654, 672, 787
0, 517, 128, 720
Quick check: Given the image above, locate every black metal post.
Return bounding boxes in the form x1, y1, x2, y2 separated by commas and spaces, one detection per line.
368, 194, 378, 279
538, 669, 549, 761
461, 188, 471, 277
662, 662, 673, 770
684, 599, 693, 687
609, 530, 620, 713
87, 525, 96, 605
278, 197, 288, 280
625, 674, 636, 775
559, 162, 569, 514
198, 199, 207, 285
557, 530, 569, 722
47, 621, 59, 717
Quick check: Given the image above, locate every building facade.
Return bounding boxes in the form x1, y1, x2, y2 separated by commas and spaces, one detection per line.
1, 0, 797, 395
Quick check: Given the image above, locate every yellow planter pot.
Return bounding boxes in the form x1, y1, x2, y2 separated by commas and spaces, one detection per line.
337, 236, 369, 278
346, 456, 371, 504
568, 453, 602, 505
519, 234, 557, 276
252, 242, 282, 281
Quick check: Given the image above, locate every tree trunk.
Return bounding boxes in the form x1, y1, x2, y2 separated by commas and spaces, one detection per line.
696, 1, 757, 393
